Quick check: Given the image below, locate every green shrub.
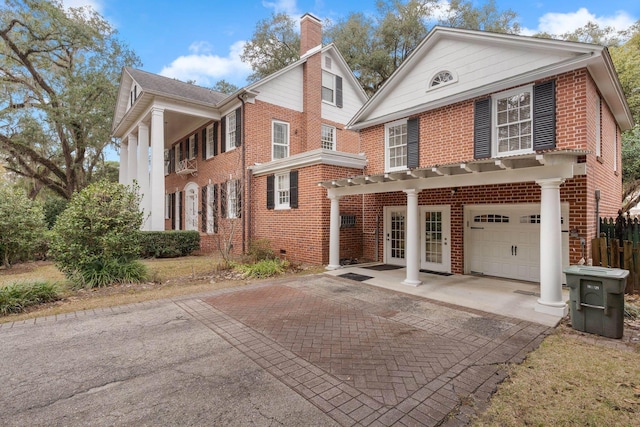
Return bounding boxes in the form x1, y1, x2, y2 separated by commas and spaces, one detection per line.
0, 281, 60, 315
43, 197, 68, 229
0, 186, 47, 268
234, 258, 289, 279
49, 181, 147, 288
138, 231, 200, 258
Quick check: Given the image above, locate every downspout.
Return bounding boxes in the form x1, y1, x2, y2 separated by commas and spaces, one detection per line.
238, 93, 247, 254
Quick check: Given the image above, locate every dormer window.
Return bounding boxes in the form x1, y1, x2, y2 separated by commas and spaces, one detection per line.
429, 71, 456, 90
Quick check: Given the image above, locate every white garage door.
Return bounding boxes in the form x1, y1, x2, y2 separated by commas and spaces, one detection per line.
466, 204, 569, 282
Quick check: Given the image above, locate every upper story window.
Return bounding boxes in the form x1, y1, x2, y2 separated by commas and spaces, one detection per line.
493, 86, 532, 156
595, 96, 602, 157
206, 124, 215, 159
322, 71, 335, 104
272, 120, 289, 160
385, 119, 407, 171
187, 134, 196, 159
321, 124, 336, 150
164, 149, 169, 176
430, 71, 454, 87
227, 112, 236, 151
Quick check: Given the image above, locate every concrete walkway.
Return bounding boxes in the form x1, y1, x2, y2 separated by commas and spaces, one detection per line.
0, 274, 551, 426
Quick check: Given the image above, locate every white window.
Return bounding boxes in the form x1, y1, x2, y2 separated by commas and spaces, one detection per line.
385, 119, 407, 171
174, 145, 180, 167
206, 184, 215, 233
272, 120, 289, 160
227, 180, 238, 219
174, 192, 181, 230
227, 113, 236, 150
614, 128, 618, 173
430, 71, 454, 87
321, 124, 336, 150
206, 124, 214, 159
275, 172, 290, 209
188, 135, 196, 159
493, 86, 533, 156
164, 194, 171, 219
164, 149, 169, 176
322, 71, 335, 104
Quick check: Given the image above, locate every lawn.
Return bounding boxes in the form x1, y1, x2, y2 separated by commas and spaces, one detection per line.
1, 258, 639, 424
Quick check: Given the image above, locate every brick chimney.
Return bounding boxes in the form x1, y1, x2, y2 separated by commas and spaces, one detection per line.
300, 13, 322, 56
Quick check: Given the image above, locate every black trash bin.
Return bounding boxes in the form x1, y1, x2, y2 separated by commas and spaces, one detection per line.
564, 265, 628, 339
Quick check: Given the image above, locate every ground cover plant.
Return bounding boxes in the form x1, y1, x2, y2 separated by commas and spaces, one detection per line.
0, 280, 60, 315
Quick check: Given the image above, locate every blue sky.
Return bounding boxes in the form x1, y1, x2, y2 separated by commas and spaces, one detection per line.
66, 0, 639, 89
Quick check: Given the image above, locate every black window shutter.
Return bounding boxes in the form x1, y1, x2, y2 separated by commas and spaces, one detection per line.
213, 122, 219, 156
212, 184, 218, 233
290, 170, 298, 209
201, 186, 207, 232
474, 98, 492, 159
533, 80, 556, 150
235, 107, 242, 147
236, 179, 242, 218
220, 116, 226, 153
202, 129, 207, 159
171, 193, 176, 229
220, 182, 227, 218
194, 133, 198, 158
336, 76, 343, 108
407, 117, 419, 168
266, 175, 275, 210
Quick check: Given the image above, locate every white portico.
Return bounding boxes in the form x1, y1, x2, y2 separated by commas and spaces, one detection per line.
111, 67, 224, 230
321, 151, 586, 317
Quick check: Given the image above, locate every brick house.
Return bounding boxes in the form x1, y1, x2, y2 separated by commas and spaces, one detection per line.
320, 27, 634, 317
112, 14, 368, 264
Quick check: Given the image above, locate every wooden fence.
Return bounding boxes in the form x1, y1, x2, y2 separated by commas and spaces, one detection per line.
592, 214, 640, 293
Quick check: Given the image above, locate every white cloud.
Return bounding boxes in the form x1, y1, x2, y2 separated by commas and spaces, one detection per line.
262, 0, 299, 16
522, 7, 636, 36
159, 41, 252, 88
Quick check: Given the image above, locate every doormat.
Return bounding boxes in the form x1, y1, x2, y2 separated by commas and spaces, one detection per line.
364, 264, 403, 271
338, 273, 374, 282
419, 269, 453, 276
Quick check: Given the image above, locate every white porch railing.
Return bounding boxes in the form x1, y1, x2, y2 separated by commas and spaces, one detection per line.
176, 158, 197, 175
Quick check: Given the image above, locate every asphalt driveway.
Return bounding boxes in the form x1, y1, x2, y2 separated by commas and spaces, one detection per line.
0, 274, 551, 426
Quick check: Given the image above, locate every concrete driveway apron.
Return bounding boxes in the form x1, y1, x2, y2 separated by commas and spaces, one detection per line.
0, 274, 550, 426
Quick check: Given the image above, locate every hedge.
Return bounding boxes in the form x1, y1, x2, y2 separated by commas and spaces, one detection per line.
138, 231, 200, 258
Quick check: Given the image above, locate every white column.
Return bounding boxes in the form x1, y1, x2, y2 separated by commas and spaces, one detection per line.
119, 141, 128, 185
326, 194, 341, 270
137, 123, 151, 230
403, 189, 422, 286
127, 134, 138, 186
150, 108, 166, 231
535, 178, 568, 316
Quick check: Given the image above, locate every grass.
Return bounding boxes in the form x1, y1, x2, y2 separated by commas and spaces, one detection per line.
474, 332, 640, 426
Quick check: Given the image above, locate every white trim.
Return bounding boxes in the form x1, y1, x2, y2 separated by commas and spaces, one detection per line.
427, 70, 458, 91
321, 124, 336, 150
492, 85, 533, 157
250, 148, 367, 176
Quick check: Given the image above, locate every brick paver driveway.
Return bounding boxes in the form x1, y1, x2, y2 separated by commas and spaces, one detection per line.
178, 274, 551, 426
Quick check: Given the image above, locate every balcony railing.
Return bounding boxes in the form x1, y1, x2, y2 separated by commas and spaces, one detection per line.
176, 158, 197, 175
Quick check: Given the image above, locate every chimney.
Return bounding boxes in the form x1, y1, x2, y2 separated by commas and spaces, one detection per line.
300, 13, 322, 56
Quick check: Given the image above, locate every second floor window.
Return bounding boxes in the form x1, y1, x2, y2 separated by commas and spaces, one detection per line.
321, 124, 335, 150
227, 112, 236, 150
272, 120, 289, 160
385, 120, 407, 171
188, 135, 196, 159
322, 71, 335, 104
206, 124, 215, 159
494, 86, 532, 156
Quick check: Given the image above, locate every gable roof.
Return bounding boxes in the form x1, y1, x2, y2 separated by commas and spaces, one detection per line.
348, 26, 633, 131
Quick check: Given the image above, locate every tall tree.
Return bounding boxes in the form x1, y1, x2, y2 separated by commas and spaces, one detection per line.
211, 79, 239, 95
0, 0, 140, 200
240, 12, 300, 83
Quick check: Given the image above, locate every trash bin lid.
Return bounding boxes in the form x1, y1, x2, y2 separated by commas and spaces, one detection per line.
563, 265, 629, 279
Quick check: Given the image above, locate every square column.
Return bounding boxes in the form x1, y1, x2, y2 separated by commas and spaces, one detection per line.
137, 123, 151, 230
127, 134, 138, 186
326, 195, 341, 270
535, 178, 568, 316
402, 189, 422, 286
119, 142, 128, 185
149, 108, 166, 231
